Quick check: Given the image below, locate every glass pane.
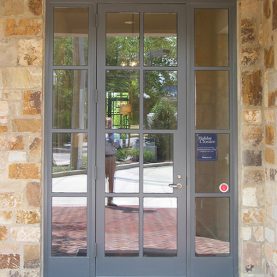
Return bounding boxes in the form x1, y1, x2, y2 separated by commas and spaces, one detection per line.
105, 197, 139, 256
106, 13, 139, 66
105, 133, 139, 193
195, 71, 229, 130
195, 9, 229, 67
52, 197, 87, 256
53, 70, 88, 129
195, 198, 230, 256
143, 134, 173, 193
144, 13, 177, 66
144, 71, 177, 129
106, 70, 139, 129
52, 133, 87, 193
195, 134, 229, 193
54, 8, 88, 66
144, 198, 177, 256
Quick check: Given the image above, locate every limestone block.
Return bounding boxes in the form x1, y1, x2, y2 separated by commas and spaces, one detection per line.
268, 71, 277, 92
243, 241, 262, 272
272, 205, 277, 221
9, 163, 40, 179
28, 138, 41, 163
0, 211, 13, 224
269, 168, 277, 181
0, 254, 20, 269
273, 0, 277, 30
273, 251, 277, 266
243, 187, 258, 207
243, 109, 262, 124
243, 208, 264, 224
243, 168, 264, 186
0, 193, 20, 209
24, 245, 39, 268
9, 101, 22, 117
0, 226, 8, 240
242, 227, 252, 240
0, 101, 8, 117
242, 70, 262, 106
0, 126, 8, 133
253, 226, 264, 242
265, 125, 275, 144
241, 18, 256, 44
17, 39, 42, 66
25, 183, 40, 208
11, 226, 40, 242
242, 126, 263, 146
24, 269, 40, 277
241, 47, 260, 66
5, 19, 42, 36
264, 109, 275, 123
243, 150, 262, 166
0, 68, 42, 90
8, 151, 27, 162
268, 90, 277, 106
28, 0, 42, 16
264, 0, 271, 19
265, 47, 274, 68
0, 0, 24, 16
23, 91, 41, 115
0, 40, 17, 67
12, 119, 41, 132
265, 227, 275, 243
265, 147, 275, 164
265, 242, 273, 262
9, 136, 24, 151
16, 210, 40, 224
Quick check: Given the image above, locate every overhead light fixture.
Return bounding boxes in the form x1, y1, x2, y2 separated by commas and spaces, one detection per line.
124, 21, 134, 25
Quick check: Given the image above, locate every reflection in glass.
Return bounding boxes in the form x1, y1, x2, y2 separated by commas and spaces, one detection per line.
143, 134, 173, 193
195, 71, 229, 130
105, 198, 139, 256
106, 13, 139, 66
195, 134, 229, 193
52, 133, 87, 193
106, 70, 139, 129
52, 197, 87, 256
195, 9, 229, 67
105, 133, 139, 194
54, 8, 88, 65
144, 13, 177, 66
53, 70, 88, 129
144, 71, 177, 129
195, 198, 230, 256
144, 198, 177, 256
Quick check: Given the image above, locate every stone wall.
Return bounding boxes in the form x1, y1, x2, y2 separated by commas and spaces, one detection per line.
239, 0, 277, 276
0, 0, 43, 276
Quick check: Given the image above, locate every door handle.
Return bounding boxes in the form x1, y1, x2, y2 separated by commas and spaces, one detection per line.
168, 183, 183, 189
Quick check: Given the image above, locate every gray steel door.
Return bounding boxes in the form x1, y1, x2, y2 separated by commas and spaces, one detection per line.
96, 4, 187, 276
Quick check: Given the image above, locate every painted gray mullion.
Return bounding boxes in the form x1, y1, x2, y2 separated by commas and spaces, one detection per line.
87, 4, 96, 273
193, 129, 231, 134
44, 3, 54, 274
139, 11, 144, 258
53, 65, 89, 70
105, 66, 180, 71
195, 193, 231, 198
105, 129, 177, 134
229, 4, 238, 274
50, 192, 88, 197
51, 129, 88, 133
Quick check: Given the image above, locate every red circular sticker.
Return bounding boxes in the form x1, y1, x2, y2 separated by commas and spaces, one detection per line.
219, 183, 229, 193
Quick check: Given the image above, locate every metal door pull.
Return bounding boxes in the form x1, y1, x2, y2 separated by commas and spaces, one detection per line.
168, 183, 183, 189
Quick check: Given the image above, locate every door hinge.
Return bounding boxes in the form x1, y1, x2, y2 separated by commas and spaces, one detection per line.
94, 165, 97, 180
95, 14, 99, 28
93, 242, 97, 258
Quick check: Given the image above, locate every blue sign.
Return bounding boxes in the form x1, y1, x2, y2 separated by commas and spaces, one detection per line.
196, 134, 217, 161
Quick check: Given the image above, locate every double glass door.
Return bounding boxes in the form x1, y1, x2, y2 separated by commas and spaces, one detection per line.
96, 4, 187, 276
46, 2, 235, 277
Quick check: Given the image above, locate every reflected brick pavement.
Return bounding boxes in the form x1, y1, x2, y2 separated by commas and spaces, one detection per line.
52, 206, 229, 256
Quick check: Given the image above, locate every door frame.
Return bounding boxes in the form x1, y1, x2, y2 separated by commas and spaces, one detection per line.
44, 1, 237, 276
